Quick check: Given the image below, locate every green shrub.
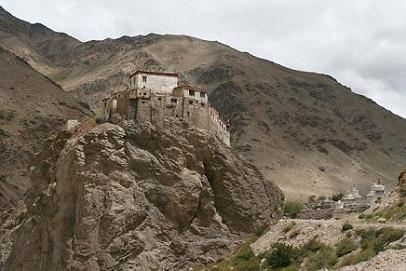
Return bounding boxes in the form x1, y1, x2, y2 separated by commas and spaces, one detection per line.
332, 193, 343, 202
305, 246, 337, 271
264, 243, 300, 268
341, 247, 376, 266
283, 201, 304, 218
341, 223, 353, 232
372, 228, 405, 253
336, 238, 358, 257
302, 239, 324, 254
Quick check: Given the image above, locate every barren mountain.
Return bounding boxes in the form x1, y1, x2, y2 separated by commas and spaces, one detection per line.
1, 5, 406, 199
1, 120, 283, 270
0, 47, 91, 210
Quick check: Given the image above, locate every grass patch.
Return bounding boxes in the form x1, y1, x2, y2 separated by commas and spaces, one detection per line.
341, 223, 353, 232
283, 201, 304, 218
340, 227, 405, 267
205, 237, 260, 271
336, 238, 358, 257
263, 243, 301, 269
304, 246, 337, 271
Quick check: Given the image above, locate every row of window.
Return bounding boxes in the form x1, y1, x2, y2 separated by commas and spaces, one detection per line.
189, 90, 206, 98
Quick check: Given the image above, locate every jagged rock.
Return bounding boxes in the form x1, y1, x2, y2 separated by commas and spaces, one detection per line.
3, 119, 283, 270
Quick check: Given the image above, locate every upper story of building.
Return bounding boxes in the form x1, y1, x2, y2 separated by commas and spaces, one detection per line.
129, 70, 179, 95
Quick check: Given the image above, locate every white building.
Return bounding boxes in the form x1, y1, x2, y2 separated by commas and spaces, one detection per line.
128, 70, 179, 95
370, 183, 385, 199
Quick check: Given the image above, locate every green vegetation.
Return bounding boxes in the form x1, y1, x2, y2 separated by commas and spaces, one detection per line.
335, 238, 358, 257
359, 205, 406, 222
341, 247, 376, 266
206, 237, 260, 271
341, 223, 353, 232
204, 227, 404, 271
266, 107, 273, 119
264, 243, 299, 268
304, 246, 337, 271
283, 201, 304, 218
332, 193, 343, 202
0, 109, 15, 121
340, 227, 405, 267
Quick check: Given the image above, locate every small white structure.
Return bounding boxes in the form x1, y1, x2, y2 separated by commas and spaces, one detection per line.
351, 187, 362, 202
342, 190, 354, 205
333, 200, 346, 219
370, 183, 385, 199
335, 200, 344, 210
366, 190, 377, 205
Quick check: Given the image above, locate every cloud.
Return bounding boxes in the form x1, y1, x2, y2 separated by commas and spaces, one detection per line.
1, 0, 405, 117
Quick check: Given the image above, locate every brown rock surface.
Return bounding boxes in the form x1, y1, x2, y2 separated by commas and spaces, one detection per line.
3, 120, 283, 270
0, 47, 92, 211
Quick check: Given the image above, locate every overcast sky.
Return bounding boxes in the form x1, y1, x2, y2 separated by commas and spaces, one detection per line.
1, 0, 405, 118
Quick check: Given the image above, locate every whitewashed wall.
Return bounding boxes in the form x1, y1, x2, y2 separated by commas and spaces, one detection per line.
130, 73, 178, 94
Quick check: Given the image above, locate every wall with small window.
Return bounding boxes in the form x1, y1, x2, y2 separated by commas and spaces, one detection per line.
132, 73, 178, 95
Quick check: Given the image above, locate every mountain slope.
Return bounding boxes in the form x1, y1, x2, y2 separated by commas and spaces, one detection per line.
1, 6, 405, 199
0, 47, 92, 210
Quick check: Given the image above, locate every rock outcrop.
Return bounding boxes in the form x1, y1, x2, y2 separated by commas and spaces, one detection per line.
3, 119, 283, 270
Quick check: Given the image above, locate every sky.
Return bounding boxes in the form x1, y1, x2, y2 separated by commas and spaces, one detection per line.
1, 0, 405, 118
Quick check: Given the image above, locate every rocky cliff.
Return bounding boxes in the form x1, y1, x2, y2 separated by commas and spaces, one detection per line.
2, 119, 283, 270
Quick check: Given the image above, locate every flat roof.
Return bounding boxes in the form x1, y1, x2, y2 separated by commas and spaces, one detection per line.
129, 70, 179, 78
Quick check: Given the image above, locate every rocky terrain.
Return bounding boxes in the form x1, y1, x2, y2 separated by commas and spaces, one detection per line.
0, 119, 283, 270
1, 5, 405, 200
0, 47, 91, 211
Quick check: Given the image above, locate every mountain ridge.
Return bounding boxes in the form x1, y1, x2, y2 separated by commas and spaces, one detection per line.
0, 6, 405, 200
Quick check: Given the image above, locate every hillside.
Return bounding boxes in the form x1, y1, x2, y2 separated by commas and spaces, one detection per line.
0, 47, 92, 210
1, 5, 406, 199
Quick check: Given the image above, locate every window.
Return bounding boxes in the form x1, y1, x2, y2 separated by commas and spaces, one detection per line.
143, 93, 147, 95
171, 98, 177, 104
189, 90, 195, 96
189, 100, 193, 105
187, 112, 190, 117
200, 92, 206, 98
142, 75, 147, 82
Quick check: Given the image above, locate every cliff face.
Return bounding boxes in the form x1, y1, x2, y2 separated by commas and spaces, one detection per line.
3, 120, 283, 270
